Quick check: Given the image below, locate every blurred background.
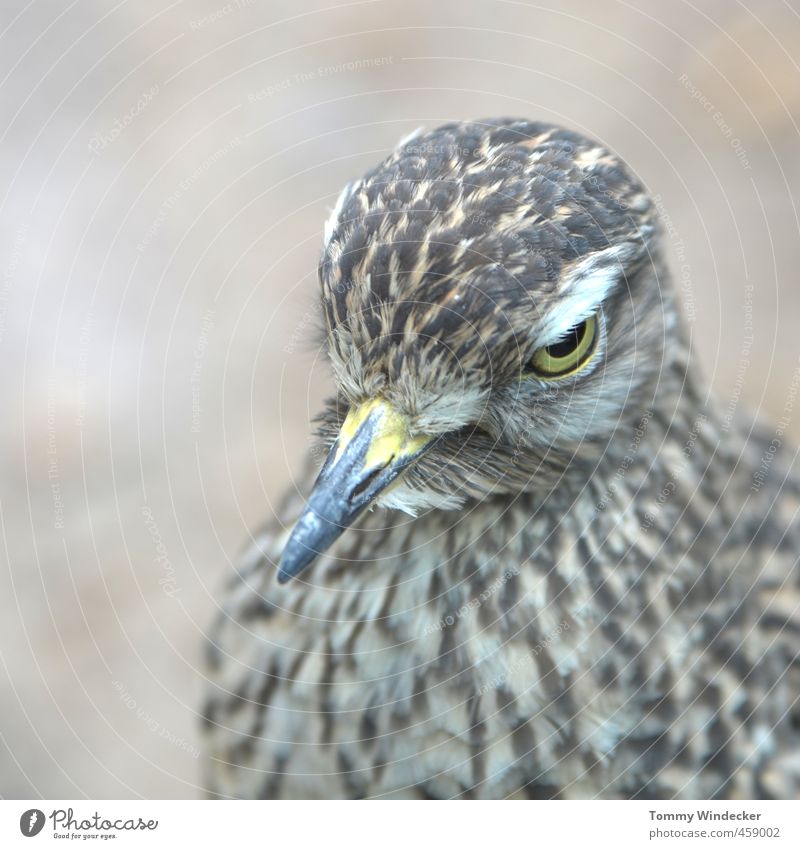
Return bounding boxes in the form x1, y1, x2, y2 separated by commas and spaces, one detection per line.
1, 0, 800, 799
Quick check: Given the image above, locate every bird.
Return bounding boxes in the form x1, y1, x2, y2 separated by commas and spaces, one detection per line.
202, 117, 800, 799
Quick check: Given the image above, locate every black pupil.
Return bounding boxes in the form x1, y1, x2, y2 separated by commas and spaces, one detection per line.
545, 320, 586, 359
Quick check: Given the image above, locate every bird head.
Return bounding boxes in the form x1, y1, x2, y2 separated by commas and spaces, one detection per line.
279, 118, 673, 582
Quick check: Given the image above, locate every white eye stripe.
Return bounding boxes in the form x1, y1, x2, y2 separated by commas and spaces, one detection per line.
537, 244, 631, 346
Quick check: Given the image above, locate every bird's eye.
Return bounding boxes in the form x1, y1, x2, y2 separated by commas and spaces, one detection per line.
525, 315, 598, 379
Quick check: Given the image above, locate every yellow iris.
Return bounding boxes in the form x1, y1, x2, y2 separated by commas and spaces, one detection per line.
528, 314, 598, 379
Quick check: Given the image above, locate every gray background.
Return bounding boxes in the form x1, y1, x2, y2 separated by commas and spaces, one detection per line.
1, 0, 800, 798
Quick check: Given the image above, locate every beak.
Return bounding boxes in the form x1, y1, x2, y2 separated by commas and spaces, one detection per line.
277, 398, 434, 583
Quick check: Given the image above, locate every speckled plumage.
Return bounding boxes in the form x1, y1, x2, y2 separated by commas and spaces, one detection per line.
202, 119, 800, 799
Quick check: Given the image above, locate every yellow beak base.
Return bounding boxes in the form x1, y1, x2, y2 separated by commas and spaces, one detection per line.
277, 399, 433, 583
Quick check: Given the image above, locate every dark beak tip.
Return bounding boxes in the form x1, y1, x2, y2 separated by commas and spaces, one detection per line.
273, 413, 432, 584
276, 551, 311, 584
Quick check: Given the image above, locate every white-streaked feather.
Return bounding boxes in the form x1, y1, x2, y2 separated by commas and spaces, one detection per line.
538, 245, 633, 344
323, 179, 359, 247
